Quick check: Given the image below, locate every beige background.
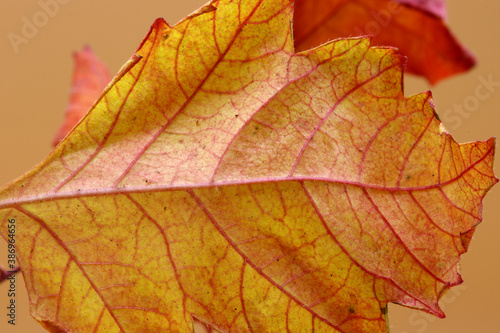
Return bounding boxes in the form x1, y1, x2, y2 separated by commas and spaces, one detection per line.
0, 0, 498, 332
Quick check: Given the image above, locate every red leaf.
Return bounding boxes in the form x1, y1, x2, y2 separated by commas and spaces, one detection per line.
398, 0, 447, 18
0, 264, 20, 283
293, 0, 475, 83
52, 46, 112, 147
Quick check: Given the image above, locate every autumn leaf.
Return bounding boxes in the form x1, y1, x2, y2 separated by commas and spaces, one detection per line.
293, 0, 475, 84
51, 0, 465, 150
52, 45, 112, 146
0, 264, 19, 283
398, 0, 447, 18
0, 0, 496, 332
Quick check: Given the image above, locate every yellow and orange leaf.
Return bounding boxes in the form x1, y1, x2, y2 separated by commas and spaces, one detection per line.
0, 0, 496, 332
293, 0, 475, 84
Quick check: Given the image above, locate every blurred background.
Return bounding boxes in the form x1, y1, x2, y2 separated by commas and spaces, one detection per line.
0, 0, 498, 332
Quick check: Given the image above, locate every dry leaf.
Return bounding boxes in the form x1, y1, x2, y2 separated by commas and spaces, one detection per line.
0, 0, 496, 332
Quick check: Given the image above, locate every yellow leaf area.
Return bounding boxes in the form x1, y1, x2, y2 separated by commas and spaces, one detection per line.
0, 0, 496, 332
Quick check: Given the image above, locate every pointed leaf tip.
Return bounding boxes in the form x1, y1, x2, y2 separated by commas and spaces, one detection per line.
52, 46, 112, 147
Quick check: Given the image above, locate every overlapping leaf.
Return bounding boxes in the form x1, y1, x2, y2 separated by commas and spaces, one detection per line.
293, 0, 475, 83
0, 0, 496, 332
